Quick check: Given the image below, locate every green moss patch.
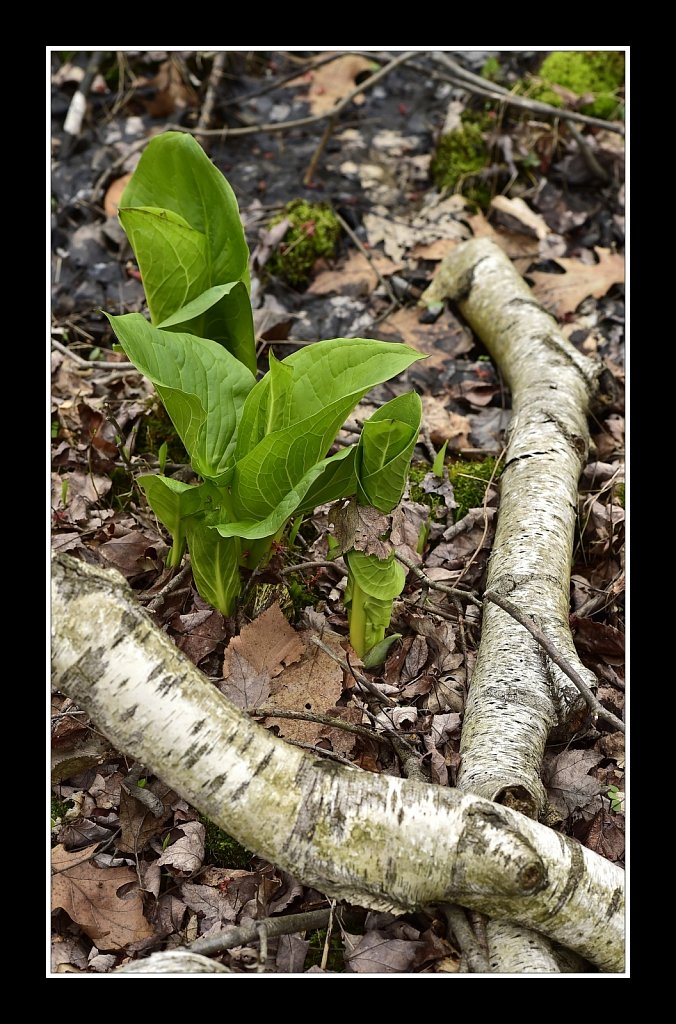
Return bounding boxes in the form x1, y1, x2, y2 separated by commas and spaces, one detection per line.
449, 456, 502, 521
200, 816, 254, 868
266, 200, 341, 287
533, 51, 624, 119
430, 121, 490, 207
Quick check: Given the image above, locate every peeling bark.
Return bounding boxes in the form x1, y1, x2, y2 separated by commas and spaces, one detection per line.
422, 238, 600, 815
52, 555, 624, 971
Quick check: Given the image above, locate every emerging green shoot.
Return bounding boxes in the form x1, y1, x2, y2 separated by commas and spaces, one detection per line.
107, 132, 425, 619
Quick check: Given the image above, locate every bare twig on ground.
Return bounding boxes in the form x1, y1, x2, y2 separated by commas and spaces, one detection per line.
433, 52, 624, 136
566, 122, 610, 182
279, 560, 348, 578
395, 552, 482, 608
483, 590, 624, 733
390, 734, 428, 781
51, 337, 136, 371
441, 904, 490, 974
333, 210, 401, 307
143, 562, 193, 612
196, 51, 227, 143
189, 907, 334, 958
291, 741, 363, 768
308, 635, 397, 707
304, 115, 337, 186
397, 556, 622, 731
453, 596, 472, 688
252, 705, 391, 746
166, 51, 417, 139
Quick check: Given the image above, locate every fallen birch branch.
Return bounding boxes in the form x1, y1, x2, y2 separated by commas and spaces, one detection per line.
52, 554, 624, 972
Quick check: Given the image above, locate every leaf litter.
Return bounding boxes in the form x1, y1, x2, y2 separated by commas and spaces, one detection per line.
51, 49, 624, 973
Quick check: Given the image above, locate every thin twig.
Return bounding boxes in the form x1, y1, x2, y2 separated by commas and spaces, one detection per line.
289, 741, 363, 768
320, 901, 337, 971
433, 52, 624, 136
92, 135, 148, 201
441, 904, 490, 974
483, 590, 624, 733
390, 734, 428, 782
566, 122, 610, 182
166, 51, 417, 139
189, 908, 333, 958
220, 51, 383, 108
333, 211, 401, 307
453, 596, 472, 689
308, 635, 397, 707
418, 425, 438, 464
51, 337, 136, 372
196, 51, 227, 143
304, 114, 337, 186
251, 705, 391, 746
279, 560, 348, 578
143, 562, 193, 613
395, 552, 483, 608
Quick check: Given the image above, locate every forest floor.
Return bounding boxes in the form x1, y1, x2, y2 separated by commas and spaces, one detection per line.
50, 49, 625, 975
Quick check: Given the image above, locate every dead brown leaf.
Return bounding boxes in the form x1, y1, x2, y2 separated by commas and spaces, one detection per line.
579, 808, 625, 861
157, 822, 205, 874
262, 633, 346, 748
288, 54, 375, 115
530, 248, 624, 316
376, 307, 474, 382
542, 749, 605, 819
51, 844, 154, 950
104, 175, 132, 218
98, 529, 168, 580
118, 780, 176, 855
344, 930, 422, 973
308, 251, 401, 298
223, 602, 304, 680
421, 395, 471, 449
170, 608, 227, 666
330, 499, 390, 559
410, 239, 459, 261
489, 195, 549, 239
135, 59, 198, 117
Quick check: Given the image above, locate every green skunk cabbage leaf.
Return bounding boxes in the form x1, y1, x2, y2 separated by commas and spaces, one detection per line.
119, 132, 248, 313
118, 207, 211, 326
345, 549, 406, 601
106, 313, 255, 483
236, 338, 424, 458
216, 446, 355, 541
138, 475, 209, 566
344, 550, 406, 658
158, 282, 257, 376
357, 391, 423, 512
184, 515, 242, 617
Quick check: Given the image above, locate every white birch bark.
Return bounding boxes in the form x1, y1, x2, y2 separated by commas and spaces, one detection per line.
421, 238, 601, 816
117, 952, 233, 973
51, 554, 624, 971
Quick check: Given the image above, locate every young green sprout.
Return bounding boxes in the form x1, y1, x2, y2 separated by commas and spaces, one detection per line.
106, 132, 425, 618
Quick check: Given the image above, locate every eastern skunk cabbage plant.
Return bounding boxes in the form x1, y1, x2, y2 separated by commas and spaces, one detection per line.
106, 132, 423, 653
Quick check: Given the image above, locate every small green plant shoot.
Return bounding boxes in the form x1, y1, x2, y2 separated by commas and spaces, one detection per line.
106, 133, 423, 652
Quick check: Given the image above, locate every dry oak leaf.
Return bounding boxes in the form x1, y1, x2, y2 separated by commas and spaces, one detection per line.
51, 844, 154, 950
308, 251, 401, 298
530, 247, 624, 316
262, 632, 348, 749
220, 602, 304, 711
288, 54, 375, 115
